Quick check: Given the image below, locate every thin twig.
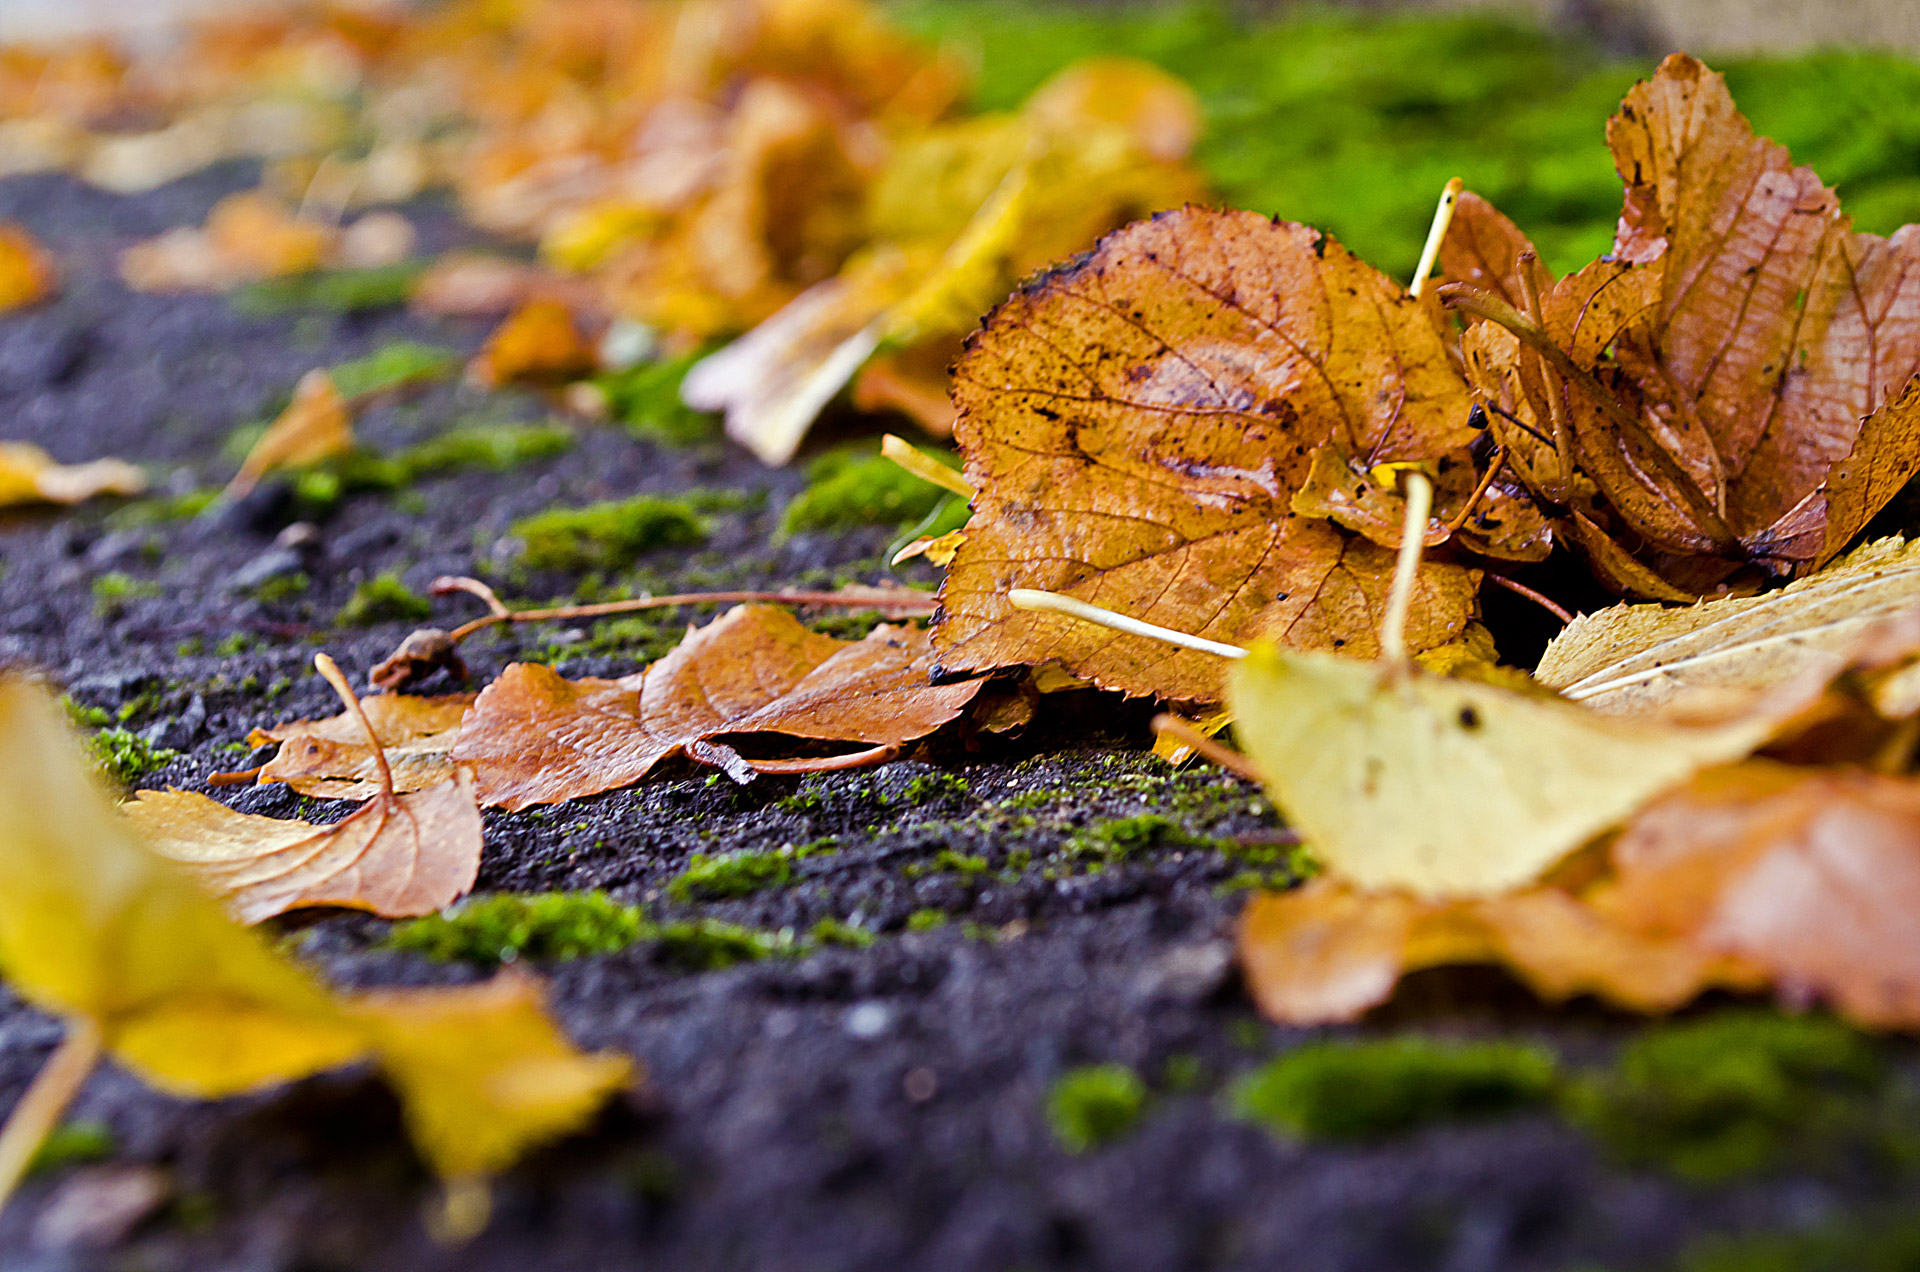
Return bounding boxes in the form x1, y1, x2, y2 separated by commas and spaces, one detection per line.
1407, 177, 1463, 300
743, 743, 905, 774
0, 1017, 104, 1211
1150, 714, 1263, 784
1430, 445, 1508, 545
1377, 471, 1434, 669
314, 653, 395, 797
434, 580, 938, 645
1007, 589, 1248, 659
1483, 573, 1576, 626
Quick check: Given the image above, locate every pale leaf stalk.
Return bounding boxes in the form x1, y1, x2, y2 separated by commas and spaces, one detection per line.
1378, 471, 1434, 670
436, 579, 937, 646
881, 434, 975, 499
314, 652, 395, 797
1151, 714, 1263, 783
0, 1017, 104, 1211
1407, 177, 1463, 300
1006, 589, 1248, 659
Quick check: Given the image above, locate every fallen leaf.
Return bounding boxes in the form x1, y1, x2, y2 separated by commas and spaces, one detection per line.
0, 222, 56, 310
1597, 762, 1920, 1029
1536, 536, 1920, 716
125, 659, 481, 923
120, 191, 335, 293
467, 298, 598, 389
1442, 55, 1920, 596
0, 674, 628, 1199
248, 692, 474, 799
225, 369, 353, 501
932, 208, 1487, 702
1226, 641, 1782, 897
1237, 876, 1765, 1026
0, 443, 145, 508
452, 604, 983, 810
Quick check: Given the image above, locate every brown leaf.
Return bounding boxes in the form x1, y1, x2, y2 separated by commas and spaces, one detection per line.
225, 369, 353, 501
249, 692, 475, 799
452, 605, 983, 810
467, 298, 598, 389
933, 207, 1488, 702
1597, 762, 1920, 1029
1445, 55, 1920, 596
124, 770, 482, 924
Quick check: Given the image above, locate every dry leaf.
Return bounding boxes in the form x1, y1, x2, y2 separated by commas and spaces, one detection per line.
1227, 641, 1782, 897
1238, 877, 1765, 1026
932, 208, 1487, 703
120, 191, 335, 293
1537, 536, 1920, 715
1442, 55, 1920, 596
0, 443, 145, 508
225, 369, 353, 501
468, 298, 597, 389
124, 771, 482, 924
1597, 762, 1920, 1029
0, 675, 628, 1182
452, 604, 983, 810
249, 692, 474, 799
0, 222, 56, 310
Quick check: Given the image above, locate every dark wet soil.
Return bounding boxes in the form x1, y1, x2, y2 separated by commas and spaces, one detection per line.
1, 167, 1916, 1272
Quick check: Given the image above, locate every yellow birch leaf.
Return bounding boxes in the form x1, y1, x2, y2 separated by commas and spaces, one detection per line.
226, 369, 353, 501
0, 442, 146, 508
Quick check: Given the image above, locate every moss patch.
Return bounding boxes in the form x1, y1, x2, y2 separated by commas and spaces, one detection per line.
512, 494, 713, 572
668, 849, 794, 901
1674, 1210, 1920, 1272
27, 1120, 115, 1177
1565, 1011, 1885, 1181
90, 571, 160, 617
647, 918, 793, 970
1065, 813, 1234, 863
328, 341, 460, 398
336, 572, 432, 626
386, 891, 645, 965
1231, 1036, 1559, 1140
233, 262, 422, 315
1047, 1064, 1147, 1153
779, 446, 954, 536
594, 352, 719, 447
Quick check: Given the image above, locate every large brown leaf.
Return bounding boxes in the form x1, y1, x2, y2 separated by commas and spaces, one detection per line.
452, 605, 982, 810
933, 207, 1490, 702
249, 693, 475, 799
1443, 55, 1920, 596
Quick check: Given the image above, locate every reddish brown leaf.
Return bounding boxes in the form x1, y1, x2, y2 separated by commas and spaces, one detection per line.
452, 605, 982, 810
249, 693, 475, 800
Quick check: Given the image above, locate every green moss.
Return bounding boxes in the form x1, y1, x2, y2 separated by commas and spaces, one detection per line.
88, 727, 178, 787
1065, 813, 1232, 863
336, 571, 433, 626
595, 352, 720, 447
778, 446, 954, 536
905, 908, 949, 932
647, 918, 792, 970
105, 488, 218, 530
1565, 1011, 1884, 1181
802, 609, 891, 642
394, 422, 573, 477
214, 633, 254, 657
1674, 1211, 1920, 1272
328, 341, 460, 398
248, 572, 310, 603
809, 916, 875, 949
233, 261, 422, 315
1231, 1036, 1559, 1140
903, 849, 989, 879
386, 892, 645, 965
512, 494, 712, 572
668, 849, 793, 901
905, 771, 971, 802
27, 1120, 115, 1177
1047, 1064, 1147, 1153
90, 571, 160, 617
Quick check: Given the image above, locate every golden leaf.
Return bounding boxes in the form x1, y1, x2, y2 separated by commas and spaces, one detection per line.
0, 442, 145, 508
225, 369, 353, 501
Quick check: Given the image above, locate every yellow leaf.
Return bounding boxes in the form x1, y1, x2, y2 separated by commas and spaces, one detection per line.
0, 222, 57, 311
1536, 536, 1920, 716
0, 442, 146, 508
1226, 642, 1780, 897
226, 369, 353, 501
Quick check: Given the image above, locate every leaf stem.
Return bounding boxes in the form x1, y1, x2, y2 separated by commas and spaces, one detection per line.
1377, 471, 1434, 669
314, 652, 395, 798
1483, 573, 1576, 626
1006, 589, 1248, 659
435, 579, 938, 646
1150, 714, 1263, 783
1407, 177, 1463, 300
882, 434, 975, 499
0, 1017, 104, 1212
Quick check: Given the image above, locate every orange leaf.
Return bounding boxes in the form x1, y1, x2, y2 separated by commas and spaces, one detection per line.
933, 208, 1487, 702
225, 369, 353, 501
0, 223, 56, 311
452, 605, 983, 810
468, 298, 596, 388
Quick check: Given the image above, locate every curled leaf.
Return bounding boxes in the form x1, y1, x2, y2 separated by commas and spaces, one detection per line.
248, 692, 475, 799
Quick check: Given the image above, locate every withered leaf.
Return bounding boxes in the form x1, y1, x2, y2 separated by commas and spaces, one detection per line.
1597, 762, 1920, 1029
1228, 641, 1784, 898
453, 604, 982, 810
1238, 877, 1765, 1026
0, 222, 56, 311
0, 442, 145, 508
225, 369, 353, 502
1444, 55, 1920, 595
1537, 536, 1920, 716
125, 770, 482, 925
934, 207, 1491, 703
248, 692, 475, 799
468, 298, 597, 389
